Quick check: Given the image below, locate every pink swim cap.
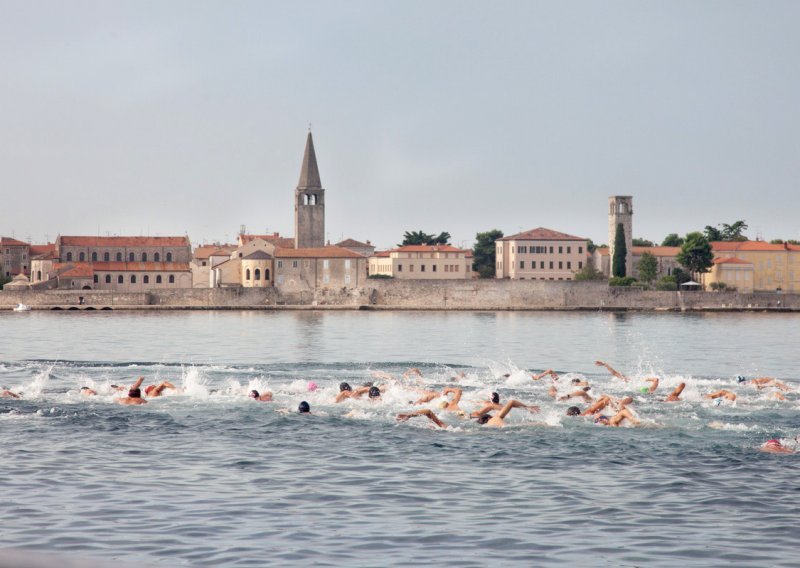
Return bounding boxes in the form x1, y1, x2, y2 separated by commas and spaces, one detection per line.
307, 381, 318, 392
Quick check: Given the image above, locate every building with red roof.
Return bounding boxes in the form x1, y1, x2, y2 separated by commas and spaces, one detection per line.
496, 228, 588, 280
368, 245, 472, 280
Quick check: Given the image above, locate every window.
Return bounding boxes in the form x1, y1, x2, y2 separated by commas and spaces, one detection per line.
531, 261, 536, 269
142, 253, 147, 261
567, 246, 571, 254
104, 252, 110, 261
265, 269, 270, 281
323, 259, 329, 269
549, 262, 554, 269
255, 269, 261, 281
79, 252, 85, 261
166, 252, 173, 262
118, 275, 123, 284
559, 262, 563, 269
91, 252, 97, 262
131, 275, 136, 284
129, 252, 135, 261
455, 265, 459, 272
519, 261, 524, 269
277, 260, 283, 268
421, 265, 426, 272
93, 275, 98, 283
432, 265, 437, 272
345, 260, 351, 269
67, 252, 73, 261
549, 247, 553, 254
202, 261, 207, 266
579, 261, 583, 269
567, 262, 572, 269
37, 270, 41, 280
292, 260, 298, 268
169, 275, 175, 284
578, 247, 583, 254
156, 275, 162, 284
409, 265, 414, 272
558, 247, 562, 254
246, 269, 251, 280
105, 275, 111, 284
540, 261, 544, 269
398, 264, 403, 272
144, 275, 149, 284
154, 252, 160, 262
116, 253, 122, 261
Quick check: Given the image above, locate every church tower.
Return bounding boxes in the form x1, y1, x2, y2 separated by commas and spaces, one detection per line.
608, 196, 633, 276
294, 131, 325, 248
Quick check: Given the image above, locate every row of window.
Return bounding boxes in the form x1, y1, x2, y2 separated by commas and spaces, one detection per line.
245, 269, 271, 281
273, 259, 352, 269
92, 274, 176, 284
510, 245, 583, 255
397, 264, 460, 272
518, 260, 583, 270
66, 251, 174, 262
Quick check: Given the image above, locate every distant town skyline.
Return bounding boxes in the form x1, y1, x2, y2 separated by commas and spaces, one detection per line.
2, 1, 799, 249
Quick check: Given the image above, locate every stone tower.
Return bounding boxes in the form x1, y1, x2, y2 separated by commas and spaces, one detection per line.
294, 131, 325, 249
608, 196, 633, 277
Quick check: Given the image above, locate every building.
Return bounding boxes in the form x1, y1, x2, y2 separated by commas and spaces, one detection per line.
1, 237, 30, 277
608, 196, 634, 276
703, 257, 755, 293
368, 245, 471, 279
593, 246, 681, 280
335, 238, 375, 257
274, 247, 367, 292
55, 235, 191, 264
191, 244, 237, 288
294, 132, 325, 248
239, 233, 295, 249
702, 240, 800, 292
495, 228, 588, 280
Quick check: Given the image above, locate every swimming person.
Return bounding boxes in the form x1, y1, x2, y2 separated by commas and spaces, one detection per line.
411, 388, 442, 405
559, 386, 593, 402
0, 388, 21, 399
643, 377, 659, 393
368, 386, 382, 400
248, 390, 273, 402
441, 387, 464, 411
334, 382, 360, 402
396, 409, 446, 428
594, 360, 629, 382
705, 390, 736, 402
665, 383, 686, 402
469, 392, 502, 417
531, 369, 560, 381
593, 407, 640, 427
738, 376, 792, 391
760, 436, 799, 454
145, 381, 178, 398
474, 400, 538, 428
298, 401, 311, 414
80, 386, 97, 396
115, 377, 147, 405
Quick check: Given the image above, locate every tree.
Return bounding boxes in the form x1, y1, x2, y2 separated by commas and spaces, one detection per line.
720, 220, 748, 241
704, 225, 723, 241
573, 265, 606, 281
637, 251, 658, 284
677, 232, 714, 279
770, 239, 784, 245
472, 229, 503, 278
612, 223, 627, 278
400, 230, 451, 246
672, 268, 691, 286
586, 239, 598, 254
661, 233, 684, 247
632, 238, 654, 247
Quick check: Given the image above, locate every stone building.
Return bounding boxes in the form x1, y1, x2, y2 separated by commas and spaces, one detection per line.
294, 132, 325, 248
1, 237, 30, 278
335, 238, 375, 257
593, 246, 681, 280
368, 245, 471, 279
495, 228, 588, 280
274, 247, 367, 292
608, 196, 634, 276
191, 244, 237, 288
56, 236, 191, 264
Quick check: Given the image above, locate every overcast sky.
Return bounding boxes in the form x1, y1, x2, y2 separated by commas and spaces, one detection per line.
1, 1, 799, 249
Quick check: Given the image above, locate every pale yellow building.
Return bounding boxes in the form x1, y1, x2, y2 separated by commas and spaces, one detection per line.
703, 241, 800, 292
702, 257, 754, 292
496, 228, 587, 280
368, 245, 471, 279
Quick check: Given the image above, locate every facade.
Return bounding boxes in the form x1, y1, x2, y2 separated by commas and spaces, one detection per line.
191, 244, 237, 288
593, 246, 681, 279
703, 257, 755, 293
275, 247, 367, 292
56, 236, 191, 264
294, 132, 325, 248
335, 238, 375, 257
496, 228, 587, 280
1, 237, 30, 277
241, 250, 273, 288
368, 245, 471, 279
702, 241, 800, 292
608, 196, 634, 276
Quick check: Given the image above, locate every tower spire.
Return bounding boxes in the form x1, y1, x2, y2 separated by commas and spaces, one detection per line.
297, 131, 321, 189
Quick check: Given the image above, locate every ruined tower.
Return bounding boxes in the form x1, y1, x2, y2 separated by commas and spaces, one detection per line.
294, 131, 325, 249
608, 196, 633, 277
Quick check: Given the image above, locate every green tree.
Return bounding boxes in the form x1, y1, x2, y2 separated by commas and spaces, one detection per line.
672, 268, 691, 286
770, 239, 784, 245
472, 229, 503, 278
721, 220, 748, 241
655, 275, 677, 291
704, 225, 723, 241
632, 238, 654, 247
677, 232, 714, 279
609, 276, 636, 286
637, 251, 658, 283
400, 230, 451, 246
661, 233, 684, 247
573, 265, 606, 281
612, 223, 627, 278
586, 239, 598, 254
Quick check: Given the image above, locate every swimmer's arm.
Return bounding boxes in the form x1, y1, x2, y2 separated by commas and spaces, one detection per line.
442, 387, 463, 402
645, 378, 659, 392
497, 400, 526, 419
470, 404, 494, 418
130, 376, 145, 390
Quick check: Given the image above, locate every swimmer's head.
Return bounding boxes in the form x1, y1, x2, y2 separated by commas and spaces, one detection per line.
128, 388, 141, 398
566, 406, 581, 416
438, 401, 448, 409
298, 401, 311, 414
145, 385, 156, 395
502, 373, 511, 378
737, 375, 746, 383
477, 414, 492, 425
249, 390, 259, 399
80, 386, 91, 391
620, 396, 633, 405
582, 386, 591, 392
640, 387, 649, 394
339, 382, 352, 392
368, 386, 381, 398
491, 392, 500, 404
571, 378, 581, 384
307, 381, 318, 392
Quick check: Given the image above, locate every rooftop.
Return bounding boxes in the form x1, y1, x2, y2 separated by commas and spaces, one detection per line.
58, 236, 190, 248
499, 228, 586, 242
275, 246, 363, 259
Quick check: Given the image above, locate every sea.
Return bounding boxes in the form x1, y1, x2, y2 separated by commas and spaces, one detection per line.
1, 310, 798, 567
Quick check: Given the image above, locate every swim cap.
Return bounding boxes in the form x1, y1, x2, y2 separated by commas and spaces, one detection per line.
477, 415, 492, 424
307, 381, 318, 392
566, 406, 581, 416
737, 376, 746, 383
298, 401, 310, 413
129, 388, 141, 398
640, 387, 649, 394
491, 392, 500, 404
339, 382, 352, 392
249, 390, 259, 398
368, 386, 381, 398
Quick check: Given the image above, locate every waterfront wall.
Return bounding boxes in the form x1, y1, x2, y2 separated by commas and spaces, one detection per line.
1, 281, 797, 311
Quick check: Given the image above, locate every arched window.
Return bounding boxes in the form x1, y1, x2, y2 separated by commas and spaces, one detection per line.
66, 252, 73, 261
156, 275, 162, 284
91, 252, 97, 262
116, 253, 122, 261
303, 194, 309, 205
129, 252, 135, 261
37, 270, 41, 281
79, 252, 85, 261
254, 268, 261, 281
154, 252, 160, 261
265, 269, 270, 281
117, 275, 123, 284
131, 275, 136, 283
93, 275, 98, 283
105, 275, 111, 284
310, 194, 316, 205
142, 253, 147, 261
143, 275, 149, 284
168, 274, 175, 284
104, 252, 110, 261
245, 268, 251, 280
166, 252, 173, 262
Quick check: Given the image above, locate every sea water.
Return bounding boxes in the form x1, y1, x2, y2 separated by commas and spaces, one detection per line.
1, 311, 798, 567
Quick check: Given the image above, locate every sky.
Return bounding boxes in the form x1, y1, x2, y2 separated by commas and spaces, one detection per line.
1, 0, 799, 250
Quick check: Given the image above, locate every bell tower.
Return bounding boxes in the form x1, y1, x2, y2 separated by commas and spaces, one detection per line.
608, 195, 633, 277
294, 131, 325, 248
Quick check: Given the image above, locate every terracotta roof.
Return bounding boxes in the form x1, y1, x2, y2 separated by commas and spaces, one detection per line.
713, 257, 753, 265
53, 263, 94, 278
275, 246, 363, 259
595, 246, 680, 257
373, 251, 391, 258
712, 240, 800, 252
389, 245, 469, 253
336, 238, 372, 248
499, 228, 586, 242
240, 234, 296, 249
29, 244, 56, 258
193, 244, 236, 260
91, 262, 190, 272
0, 237, 29, 247
58, 236, 190, 247
243, 250, 273, 260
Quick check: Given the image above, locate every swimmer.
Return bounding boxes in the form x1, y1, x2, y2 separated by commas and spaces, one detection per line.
307, 381, 318, 392
144, 381, 177, 398
559, 386, 593, 402
475, 400, 538, 428
664, 382, 686, 402
449, 371, 467, 382
115, 377, 147, 405
705, 390, 736, 402
531, 369, 559, 381
547, 385, 559, 399
469, 393, 502, 418
643, 378, 659, 393
298, 401, 311, 414
0, 389, 21, 399
411, 389, 441, 405
367, 386, 382, 400
334, 382, 359, 402
80, 386, 97, 396
594, 360, 629, 383
570, 377, 590, 388
739, 376, 792, 391
760, 436, 798, 454
594, 407, 640, 427
566, 406, 581, 416
441, 387, 463, 411
396, 409, 446, 428
248, 390, 273, 402
403, 368, 422, 379
371, 371, 395, 381
580, 394, 632, 417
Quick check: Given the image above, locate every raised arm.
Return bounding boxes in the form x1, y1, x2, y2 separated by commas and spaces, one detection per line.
442, 387, 463, 404
497, 399, 536, 420
397, 409, 445, 428
130, 376, 145, 390
531, 369, 559, 381
645, 377, 659, 392
595, 361, 629, 382
581, 395, 611, 416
